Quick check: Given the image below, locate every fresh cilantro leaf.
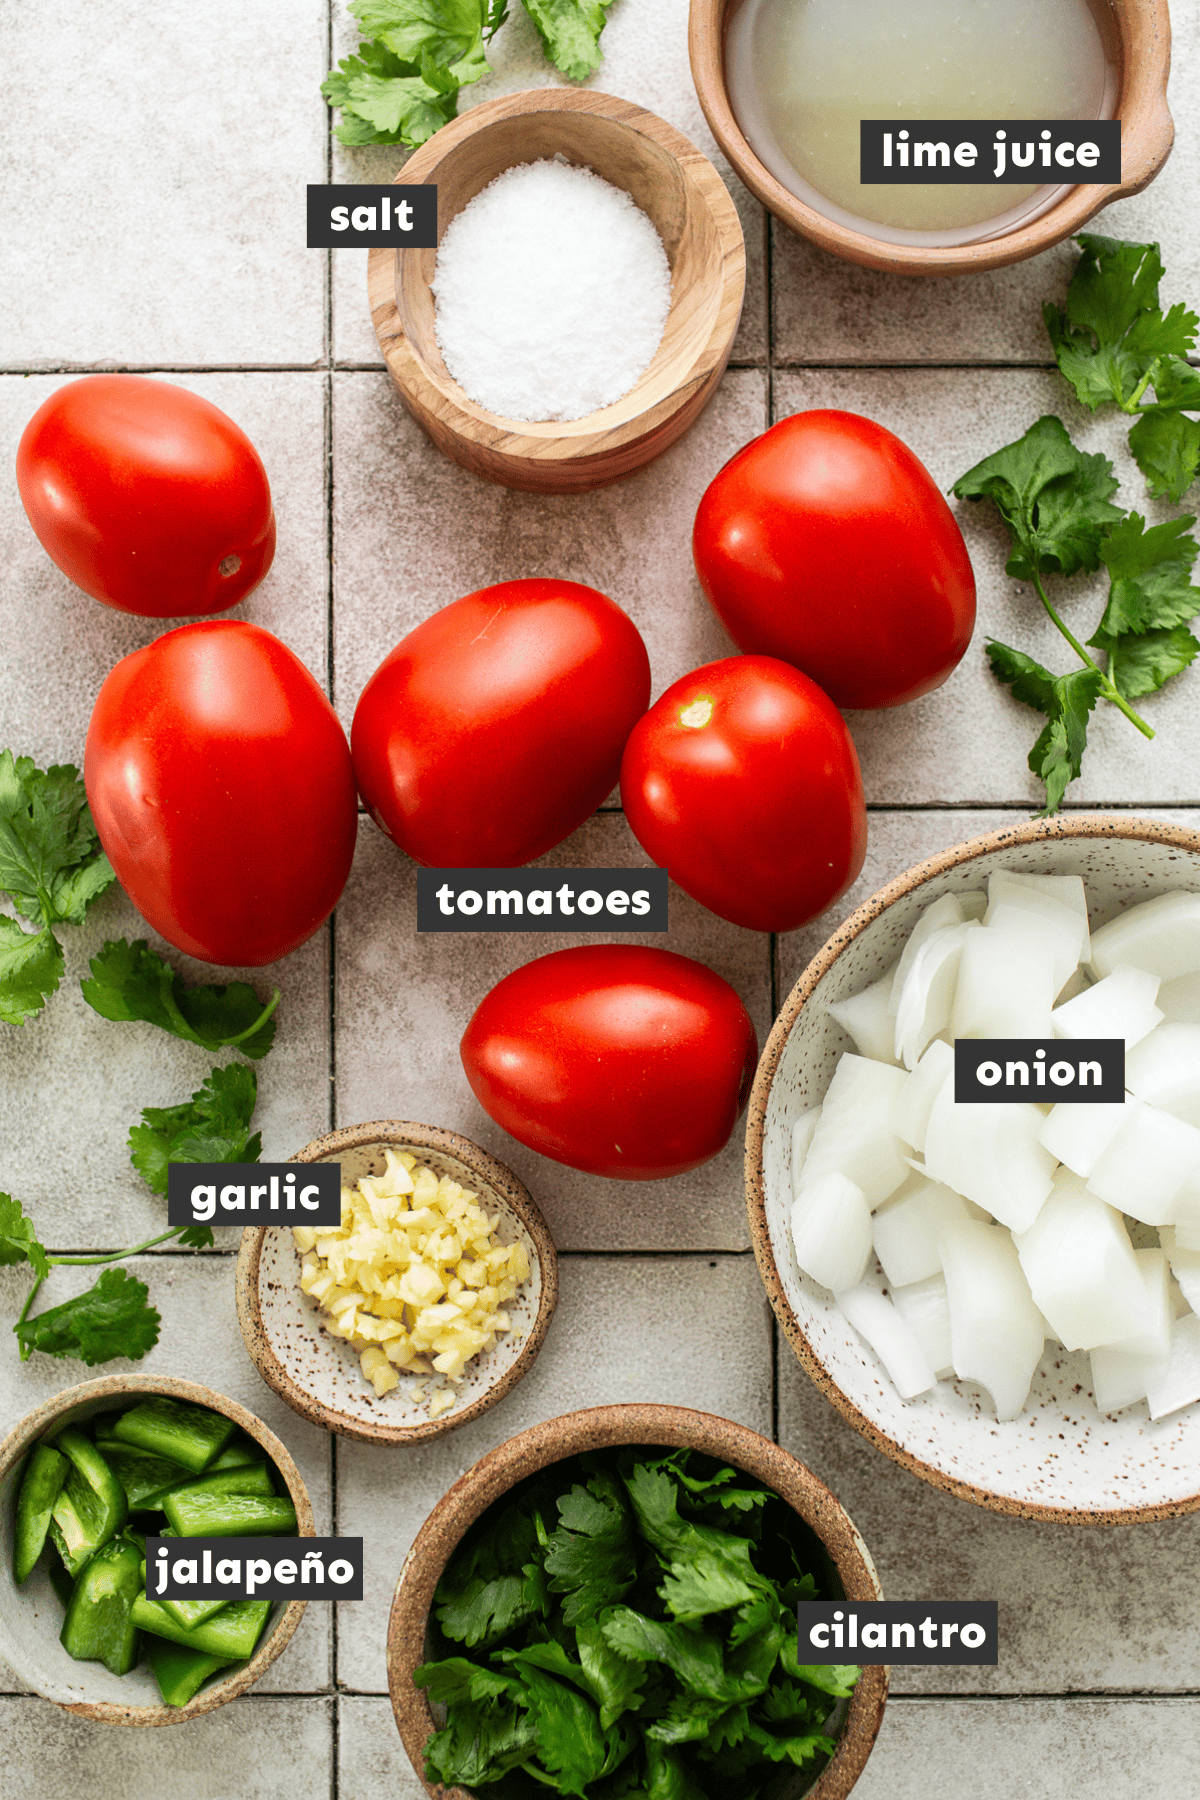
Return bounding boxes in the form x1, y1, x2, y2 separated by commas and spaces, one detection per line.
81, 939, 279, 1058
324, 2, 492, 147
128, 1063, 261, 1197
787, 1661, 860, 1698
952, 415, 1122, 579
544, 1472, 637, 1625
0, 917, 63, 1025
576, 1614, 647, 1728
14, 1268, 160, 1366
1044, 235, 1198, 412
1129, 408, 1200, 504
436, 1569, 529, 1646
413, 1656, 513, 1703
0, 752, 116, 930
1095, 512, 1200, 632
986, 644, 1105, 815
0, 1193, 50, 1280
643, 1739, 709, 1800
1090, 623, 1200, 700
423, 1691, 537, 1788
349, 0, 490, 82
177, 1225, 215, 1250
742, 1713, 836, 1766
520, 0, 614, 81
506, 1659, 616, 1796
624, 1463, 764, 1620
336, 61, 460, 143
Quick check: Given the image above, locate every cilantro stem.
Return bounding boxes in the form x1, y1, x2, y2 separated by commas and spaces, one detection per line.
223, 986, 281, 1049
47, 1227, 185, 1268
1123, 368, 1158, 414
15, 1275, 45, 1360
1030, 571, 1155, 740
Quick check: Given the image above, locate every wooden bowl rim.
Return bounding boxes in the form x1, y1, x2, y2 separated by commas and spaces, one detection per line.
746, 812, 1200, 1525
235, 1120, 559, 1447
386, 1402, 889, 1800
368, 86, 746, 464
688, 0, 1174, 276
0, 1373, 312, 1726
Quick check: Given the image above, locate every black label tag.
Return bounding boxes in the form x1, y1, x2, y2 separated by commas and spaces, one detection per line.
147, 1536, 363, 1602
166, 1161, 342, 1228
797, 1601, 998, 1664
859, 119, 1120, 184
954, 1039, 1125, 1104
417, 868, 669, 932
306, 184, 437, 247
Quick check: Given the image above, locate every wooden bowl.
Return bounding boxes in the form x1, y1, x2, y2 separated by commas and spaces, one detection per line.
387, 1403, 888, 1800
368, 89, 745, 493
0, 1374, 312, 1725
747, 814, 1200, 1525
236, 1121, 558, 1446
689, 0, 1174, 276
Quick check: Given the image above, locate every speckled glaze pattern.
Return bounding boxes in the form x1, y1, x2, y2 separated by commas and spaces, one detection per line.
0, 1374, 312, 1724
236, 1121, 559, 1446
386, 1403, 888, 1800
747, 815, 1200, 1524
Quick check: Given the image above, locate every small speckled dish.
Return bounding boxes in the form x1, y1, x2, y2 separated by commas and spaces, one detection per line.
747, 815, 1200, 1525
236, 1121, 558, 1446
0, 1374, 312, 1724
388, 1403, 888, 1800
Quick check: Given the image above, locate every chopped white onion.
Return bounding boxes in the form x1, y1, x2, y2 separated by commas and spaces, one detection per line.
791, 1111, 820, 1203
1086, 1101, 1200, 1227
1037, 1099, 1131, 1179
891, 1272, 954, 1375
892, 1038, 956, 1154
887, 893, 965, 1016
951, 924, 1059, 1042
894, 922, 977, 1070
1053, 963, 1163, 1051
826, 964, 902, 1065
797, 1054, 909, 1208
923, 1076, 1056, 1233
1124, 1023, 1200, 1127
1090, 890, 1200, 981
1014, 1173, 1154, 1351
1160, 1227, 1200, 1311
940, 1219, 1046, 1422
1145, 1314, 1200, 1420
835, 1280, 937, 1399
791, 1172, 872, 1293
1156, 970, 1200, 1027
872, 1179, 976, 1287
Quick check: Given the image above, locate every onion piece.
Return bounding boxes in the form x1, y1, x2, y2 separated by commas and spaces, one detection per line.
1090, 1341, 1162, 1414
1089, 889, 1200, 981
894, 921, 977, 1070
891, 1272, 954, 1375
791, 1111, 820, 1202
986, 897, 1086, 997
872, 1179, 976, 1287
1013, 1173, 1154, 1351
836, 1280, 937, 1399
887, 893, 965, 1016
951, 924, 1059, 1042
1145, 1314, 1200, 1420
791, 1172, 872, 1293
1086, 1100, 1200, 1227
1053, 963, 1162, 1052
1156, 971, 1200, 1027
1160, 1227, 1200, 1311
987, 869, 1091, 956
1037, 1099, 1131, 1179
958, 889, 988, 922
826, 963, 902, 1065
940, 1219, 1046, 1421
1125, 1023, 1200, 1127
923, 1075, 1056, 1233
892, 1038, 955, 1154
798, 1054, 910, 1208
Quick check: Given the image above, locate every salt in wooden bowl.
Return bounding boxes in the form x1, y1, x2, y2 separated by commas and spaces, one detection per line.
747, 815, 1200, 1524
368, 88, 746, 494
236, 1121, 558, 1447
0, 1374, 312, 1724
388, 1403, 888, 1800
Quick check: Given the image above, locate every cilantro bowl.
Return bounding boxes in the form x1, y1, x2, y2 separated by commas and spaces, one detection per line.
0, 1374, 313, 1724
746, 814, 1200, 1524
387, 1403, 888, 1800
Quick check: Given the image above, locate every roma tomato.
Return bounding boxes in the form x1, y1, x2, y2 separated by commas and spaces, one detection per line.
351, 579, 651, 867
620, 656, 866, 934
693, 410, 975, 709
17, 376, 275, 618
85, 622, 357, 966
460, 945, 758, 1180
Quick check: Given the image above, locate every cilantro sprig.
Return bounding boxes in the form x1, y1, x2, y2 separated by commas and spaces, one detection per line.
129, 1063, 261, 1199
82, 938, 280, 1058
953, 236, 1200, 814
415, 1447, 857, 1796
324, 0, 614, 148
0, 752, 116, 1025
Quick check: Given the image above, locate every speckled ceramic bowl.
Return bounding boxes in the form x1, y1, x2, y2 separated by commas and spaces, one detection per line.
388, 1403, 888, 1800
236, 1121, 558, 1446
0, 1374, 312, 1724
747, 814, 1200, 1525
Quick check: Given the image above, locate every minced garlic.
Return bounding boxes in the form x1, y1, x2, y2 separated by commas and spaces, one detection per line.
293, 1148, 530, 1420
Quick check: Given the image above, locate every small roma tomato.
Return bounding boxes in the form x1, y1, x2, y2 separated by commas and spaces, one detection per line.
351, 578, 651, 868
460, 944, 759, 1180
620, 655, 867, 934
17, 375, 275, 618
85, 621, 357, 966
693, 409, 976, 709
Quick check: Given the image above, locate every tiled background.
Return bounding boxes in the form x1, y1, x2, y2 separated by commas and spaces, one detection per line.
2, 0, 1199, 1791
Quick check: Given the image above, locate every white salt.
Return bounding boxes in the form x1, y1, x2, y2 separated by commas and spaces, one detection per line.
431, 158, 673, 424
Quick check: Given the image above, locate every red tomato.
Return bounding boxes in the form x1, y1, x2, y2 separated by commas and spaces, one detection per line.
693, 410, 975, 709
351, 579, 650, 868
460, 945, 758, 1180
620, 656, 866, 934
85, 622, 357, 966
17, 376, 275, 618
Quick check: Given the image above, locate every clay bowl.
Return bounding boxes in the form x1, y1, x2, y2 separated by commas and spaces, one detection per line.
0, 1373, 312, 1724
747, 814, 1200, 1525
689, 0, 1173, 276
368, 88, 745, 493
388, 1403, 888, 1800
236, 1121, 558, 1447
